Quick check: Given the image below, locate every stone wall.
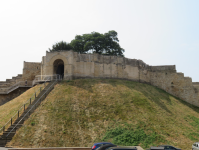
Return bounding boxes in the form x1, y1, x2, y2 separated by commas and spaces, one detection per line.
41, 51, 73, 79
1, 50, 198, 108
72, 52, 149, 82
0, 61, 40, 106
0, 74, 23, 92
149, 67, 199, 107
22, 61, 41, 81
71, 51, 199, 107
40, 51, 199, 107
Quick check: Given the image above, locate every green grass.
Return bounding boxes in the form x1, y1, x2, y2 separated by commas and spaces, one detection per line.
0, 83, 46, 133
4, 79, 199, 150
100, 123, 165, 148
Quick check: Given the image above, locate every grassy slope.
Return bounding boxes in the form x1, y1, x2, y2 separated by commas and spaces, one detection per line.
0, 84, 43, 130
5, 79, 199, 150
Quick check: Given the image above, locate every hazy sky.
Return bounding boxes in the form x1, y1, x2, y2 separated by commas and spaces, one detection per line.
0, 0, 198, 81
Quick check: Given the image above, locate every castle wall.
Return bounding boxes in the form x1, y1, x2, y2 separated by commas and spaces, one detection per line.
41, 56, 46, 76
72, 53, 143, 81
0, 61, 39, 105
1, 50, 198, 108
22, 62, 41, 81
41, 51, 73, 79
70, 52, 199, 107
0, 74, 23, 93
42, 51, 145, 81
149, 66, 199, 107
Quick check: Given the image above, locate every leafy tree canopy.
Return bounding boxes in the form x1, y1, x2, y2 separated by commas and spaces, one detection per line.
70, 30, 125, 56
49, 31, 125, 57
48, 41, 72, 52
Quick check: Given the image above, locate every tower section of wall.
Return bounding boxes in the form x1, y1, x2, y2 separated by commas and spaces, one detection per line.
149, 66, 199, 107
22, 61, 41, 81
42, 51, 73, 80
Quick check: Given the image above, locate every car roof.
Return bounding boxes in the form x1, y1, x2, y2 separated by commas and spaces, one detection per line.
94, 142, 112, 145
107, 147, 137, 149
158, 145, 180, 149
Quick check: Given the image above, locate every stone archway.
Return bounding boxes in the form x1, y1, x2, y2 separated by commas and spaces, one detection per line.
53, 59, 64, 79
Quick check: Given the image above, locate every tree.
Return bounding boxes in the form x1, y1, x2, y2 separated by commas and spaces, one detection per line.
103, 30, 125, 56
48, 41, 72, 52
70, 35, 87, 54
70, 30, 125, 56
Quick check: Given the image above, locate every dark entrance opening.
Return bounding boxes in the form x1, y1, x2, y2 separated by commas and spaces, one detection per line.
53, 59, 64, 79
57, 64, 64, 76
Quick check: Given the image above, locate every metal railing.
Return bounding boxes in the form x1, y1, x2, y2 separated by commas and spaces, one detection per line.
0, 81, 49, 135
0, 75, 61, 136
0, 81, 32, 94
5, 80, 57, 140
32, 74, 61, 86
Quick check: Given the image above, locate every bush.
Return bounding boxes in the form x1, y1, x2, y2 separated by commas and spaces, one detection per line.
101, 124, 165, 148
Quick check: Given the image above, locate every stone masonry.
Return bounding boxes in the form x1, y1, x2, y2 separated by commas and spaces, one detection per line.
0, 50, 199, 107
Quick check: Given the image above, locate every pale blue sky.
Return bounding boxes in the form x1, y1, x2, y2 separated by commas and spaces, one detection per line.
0, 0, 198, 81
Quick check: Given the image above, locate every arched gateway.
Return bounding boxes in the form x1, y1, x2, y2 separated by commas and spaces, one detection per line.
45, 53, 70, 80
53, 59, 64, 79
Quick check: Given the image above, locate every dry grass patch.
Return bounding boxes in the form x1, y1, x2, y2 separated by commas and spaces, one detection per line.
0, 83, 48, 131
6, 79, 199, 150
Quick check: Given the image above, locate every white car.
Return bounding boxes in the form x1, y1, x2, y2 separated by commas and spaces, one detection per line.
192, 142, 199, 150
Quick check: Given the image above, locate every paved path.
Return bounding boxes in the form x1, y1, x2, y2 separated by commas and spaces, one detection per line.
0, 147, 8, 150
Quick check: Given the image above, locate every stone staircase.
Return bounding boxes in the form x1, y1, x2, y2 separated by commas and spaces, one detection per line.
0, 74, 29, 94
0, 74, 23, 89
0, 81, 57, 147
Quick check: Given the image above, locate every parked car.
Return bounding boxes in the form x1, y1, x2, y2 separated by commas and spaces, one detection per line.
192, 142, 199, 150
91, 142, 114, 150
96, 144, 117, 150
158, 145, 181, 150
106, 146, 137, 150
148, 147, 164, 150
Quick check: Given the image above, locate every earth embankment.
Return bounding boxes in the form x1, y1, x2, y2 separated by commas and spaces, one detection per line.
3, 79, 199, 150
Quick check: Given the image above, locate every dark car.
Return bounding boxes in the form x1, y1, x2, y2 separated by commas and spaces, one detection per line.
96, 144, 117, 150
158, 145, 181, 150
91, 142, 114, 150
